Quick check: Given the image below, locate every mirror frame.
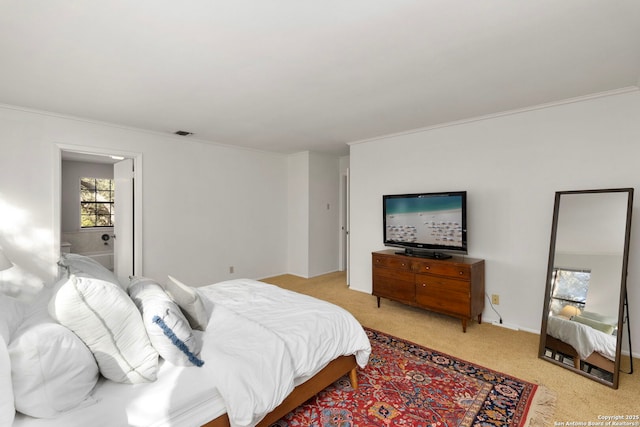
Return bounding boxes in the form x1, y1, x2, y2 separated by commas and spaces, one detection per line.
538, 188, 634, 389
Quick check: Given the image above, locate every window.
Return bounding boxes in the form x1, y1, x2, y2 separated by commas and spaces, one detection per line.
80, 177, 114, 227
549, 267, 591, 314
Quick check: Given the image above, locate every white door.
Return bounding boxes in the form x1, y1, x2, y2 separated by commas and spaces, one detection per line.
345, 168, 350, 285
113, 158, 134, 284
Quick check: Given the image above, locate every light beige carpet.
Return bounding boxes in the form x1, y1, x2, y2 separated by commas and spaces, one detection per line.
262, 271, 639, 424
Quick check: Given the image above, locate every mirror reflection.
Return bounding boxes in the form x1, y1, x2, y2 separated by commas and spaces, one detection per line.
539, 189, 633, 388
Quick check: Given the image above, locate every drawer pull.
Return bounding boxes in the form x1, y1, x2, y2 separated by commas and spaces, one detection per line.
422, 283, 426, 287
425, 266, 430, 270
459, 271, 463, 275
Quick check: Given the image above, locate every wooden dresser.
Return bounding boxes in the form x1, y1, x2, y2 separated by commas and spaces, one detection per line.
372, 250, 485, 332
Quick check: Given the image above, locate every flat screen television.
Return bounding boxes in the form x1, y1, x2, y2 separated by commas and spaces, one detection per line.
383, 191, 467, 259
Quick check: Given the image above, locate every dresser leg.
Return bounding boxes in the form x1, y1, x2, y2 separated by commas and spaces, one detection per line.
477, 314, 482, 324
376, 296, 380, 307
461, 319, 467, 333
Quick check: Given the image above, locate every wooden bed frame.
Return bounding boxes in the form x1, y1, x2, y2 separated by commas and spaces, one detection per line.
201, 354, 358, 427
545, 335, 614, 374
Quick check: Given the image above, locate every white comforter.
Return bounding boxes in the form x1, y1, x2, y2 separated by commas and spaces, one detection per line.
547, 315, 616, 360
200, 279, 371, 427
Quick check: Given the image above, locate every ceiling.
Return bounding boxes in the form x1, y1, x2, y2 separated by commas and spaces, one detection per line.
1, 1, 639, 156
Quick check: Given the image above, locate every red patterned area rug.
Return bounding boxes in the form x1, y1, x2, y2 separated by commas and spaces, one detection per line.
273, 328, 555, 427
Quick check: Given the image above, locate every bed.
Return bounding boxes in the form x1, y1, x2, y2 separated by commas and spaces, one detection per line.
3, 255, 371, 427
545, 315, 616, 374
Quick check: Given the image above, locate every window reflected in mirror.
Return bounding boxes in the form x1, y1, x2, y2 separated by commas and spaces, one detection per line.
549, 267, 590, 316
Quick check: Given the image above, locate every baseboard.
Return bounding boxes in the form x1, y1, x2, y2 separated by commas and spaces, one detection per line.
492, 321, 519, 331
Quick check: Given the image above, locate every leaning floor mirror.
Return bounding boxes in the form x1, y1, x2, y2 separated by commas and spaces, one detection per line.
539, 188, 634, 388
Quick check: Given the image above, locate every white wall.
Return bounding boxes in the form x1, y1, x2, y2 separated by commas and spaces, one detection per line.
349, 90, 640, 353
308, 152, 340, 277
287, 151, 342, 278
0, 105, 288, 297
287, 152, 310, 277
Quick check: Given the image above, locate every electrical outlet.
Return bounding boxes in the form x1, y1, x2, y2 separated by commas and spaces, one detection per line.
229, 266, 234, 274
491, 294, 500, 305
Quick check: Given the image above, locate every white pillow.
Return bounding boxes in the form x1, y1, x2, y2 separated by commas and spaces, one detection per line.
0, 293, 26, 344
129, 277, 204, 367
58, 253, 123, 288
581, 310, 618, 325
9, 322, 99, 418
0, 335, 15, 426
164, 275, 209, 331
49, 275, 159, 384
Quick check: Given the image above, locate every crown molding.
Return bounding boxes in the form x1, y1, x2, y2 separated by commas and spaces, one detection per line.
348, 86, 640, 147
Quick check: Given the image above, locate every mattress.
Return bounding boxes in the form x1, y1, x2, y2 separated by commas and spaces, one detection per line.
13, 330, 226, 427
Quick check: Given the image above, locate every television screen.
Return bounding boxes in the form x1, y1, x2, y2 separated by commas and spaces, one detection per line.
383, 191, 467, 257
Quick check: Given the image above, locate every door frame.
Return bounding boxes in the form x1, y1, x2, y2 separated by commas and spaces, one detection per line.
339, 168, 350, 284
53, 143, 143, 278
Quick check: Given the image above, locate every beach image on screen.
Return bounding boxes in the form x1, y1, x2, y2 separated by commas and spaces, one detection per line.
385, 195, 463, 247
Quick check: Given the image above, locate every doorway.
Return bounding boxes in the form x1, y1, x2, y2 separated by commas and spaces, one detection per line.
55, 145, 142, 284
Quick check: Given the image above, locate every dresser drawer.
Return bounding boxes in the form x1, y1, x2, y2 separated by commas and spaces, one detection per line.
373, 269, 415, 303
413, 260, 470, 279
415, 277, 471, 317
372, 254, 412, 271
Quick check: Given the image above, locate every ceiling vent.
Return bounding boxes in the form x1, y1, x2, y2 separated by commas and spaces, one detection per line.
174, 130, 193, 136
